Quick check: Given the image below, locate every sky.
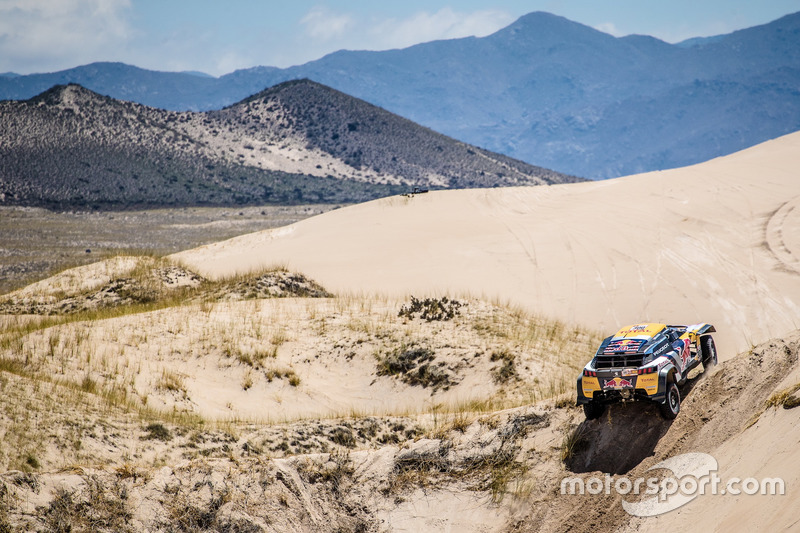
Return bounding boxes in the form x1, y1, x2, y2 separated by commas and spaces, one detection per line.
1, 0, 799, 77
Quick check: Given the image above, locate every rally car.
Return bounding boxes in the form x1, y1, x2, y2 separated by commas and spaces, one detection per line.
576, 323, 717, 420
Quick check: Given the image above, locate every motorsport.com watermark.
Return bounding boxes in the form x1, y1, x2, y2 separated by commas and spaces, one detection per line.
561, 453, 785, 517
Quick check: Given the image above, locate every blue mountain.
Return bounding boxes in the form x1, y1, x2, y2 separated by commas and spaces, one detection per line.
2, 11, 798, 178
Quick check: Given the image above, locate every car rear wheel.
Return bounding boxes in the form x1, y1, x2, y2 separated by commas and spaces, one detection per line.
660, 382, 681, 419
583, 401, 606, 420
701, 335, 717, 370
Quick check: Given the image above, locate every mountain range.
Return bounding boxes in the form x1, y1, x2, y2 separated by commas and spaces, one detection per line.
0, 81, 577, 209
1, 11, 798, 178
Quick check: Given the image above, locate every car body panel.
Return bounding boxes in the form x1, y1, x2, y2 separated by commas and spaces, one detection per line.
576, 323, 715, 413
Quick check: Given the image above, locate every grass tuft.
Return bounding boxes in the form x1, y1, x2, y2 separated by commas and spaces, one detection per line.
766, 382, 800, 409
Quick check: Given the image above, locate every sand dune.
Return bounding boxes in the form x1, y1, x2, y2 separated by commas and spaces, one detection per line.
176, 131, 800, 358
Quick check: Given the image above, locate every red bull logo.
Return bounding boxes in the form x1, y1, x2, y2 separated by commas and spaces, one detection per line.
604, 377, 634, 389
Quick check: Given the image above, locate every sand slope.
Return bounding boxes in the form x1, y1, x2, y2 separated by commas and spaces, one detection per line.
177, 131, 800, 358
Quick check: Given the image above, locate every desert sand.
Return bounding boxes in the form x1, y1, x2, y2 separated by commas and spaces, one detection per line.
2, 132, 800, 531
176, 131, 800, 359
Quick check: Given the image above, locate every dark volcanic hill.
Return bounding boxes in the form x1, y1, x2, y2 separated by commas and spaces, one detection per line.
0, 81, 578, 210
1, 12, 798, 179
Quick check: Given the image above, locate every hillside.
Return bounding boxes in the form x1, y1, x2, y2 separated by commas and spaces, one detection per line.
1, 12, 798, 178
0, 82, 577, 210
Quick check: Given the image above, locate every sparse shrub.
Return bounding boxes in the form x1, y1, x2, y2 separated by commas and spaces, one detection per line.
378, 432, 401, 445
40, 474, 131, 532
242, 372, 254, 390
377, 345, 435, 375
386, 415, 533, 501
387, 441, 452, 493
490, 349, 518, 384
111, 277, 161, 304
115, 463, 141, 481
449, 411, 473, 433
0, 502, 10, 533
786, 395, 800, 409
264, 367, 299, 385
142, 423, 172, 441
560, 424, 588, 463
43, 488, 77, 533
24, 453, 40, 470
156, 369, 185, 393
398, 296, 463, 321
236, 347, 278, 367
553, 395, 575, 409
329, 426, 356, 448
376, 344, 453, 390
168, 487, 230, 531
356, 419, 380, 439
299, 449, 354, 495
80, 374, 98, 394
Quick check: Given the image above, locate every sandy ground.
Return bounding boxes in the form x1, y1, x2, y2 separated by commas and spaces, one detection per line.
1, 329, 797, 532
175, 132, 800, 360
2, 132, 800, 531
1, 289, 598, 422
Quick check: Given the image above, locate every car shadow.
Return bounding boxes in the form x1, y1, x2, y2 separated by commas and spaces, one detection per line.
566, 369, 706, 475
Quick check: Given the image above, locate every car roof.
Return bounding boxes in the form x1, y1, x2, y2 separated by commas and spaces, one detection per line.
612, 323, 667, 340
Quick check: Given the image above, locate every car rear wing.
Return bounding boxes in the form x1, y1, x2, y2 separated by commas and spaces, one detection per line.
668, 323, 716, 337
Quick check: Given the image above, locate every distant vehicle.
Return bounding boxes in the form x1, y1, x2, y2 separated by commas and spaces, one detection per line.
576, 323, 717, 420
405, 187, 429, 197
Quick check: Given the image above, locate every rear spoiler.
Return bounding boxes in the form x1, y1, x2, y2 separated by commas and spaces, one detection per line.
670, 323, 716, 336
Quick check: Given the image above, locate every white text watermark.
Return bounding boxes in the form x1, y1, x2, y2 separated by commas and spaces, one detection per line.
560, 453, 785, 516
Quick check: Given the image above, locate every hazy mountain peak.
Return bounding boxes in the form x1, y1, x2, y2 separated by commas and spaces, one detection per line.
492, 10, 612, 43
237, 78, 326, 104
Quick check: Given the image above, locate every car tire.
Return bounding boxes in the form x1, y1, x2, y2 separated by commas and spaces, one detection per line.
701, 335, 718, 369
583, 401, 606, 420
660, 381, 681, 419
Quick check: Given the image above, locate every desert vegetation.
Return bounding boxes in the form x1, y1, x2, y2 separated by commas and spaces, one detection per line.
0, 254, 602, 424
2, 250, 797, 530
0, 255, 797, 531
0, 251, 612, 529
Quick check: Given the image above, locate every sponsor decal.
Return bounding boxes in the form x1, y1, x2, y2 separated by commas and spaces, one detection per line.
604, 338, 645, 354
680, 339, 691, 369
604, 377, 634, 389
654, 343, 670, 356
629, 324, 649, 332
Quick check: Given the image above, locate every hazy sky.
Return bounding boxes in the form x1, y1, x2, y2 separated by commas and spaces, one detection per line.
2, 0, 799, 76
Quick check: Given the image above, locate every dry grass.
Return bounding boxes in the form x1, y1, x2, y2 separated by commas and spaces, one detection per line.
388, 412, 541, 503
765, 381, 800, 409
0, 252, 618, 531
0, 255, 603, 478
4, 278, 602, 420
560, 423, 588, 463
